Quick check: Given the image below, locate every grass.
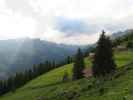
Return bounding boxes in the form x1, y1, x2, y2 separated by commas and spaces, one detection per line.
115, 50, 133, 67
0, 50, 133, 100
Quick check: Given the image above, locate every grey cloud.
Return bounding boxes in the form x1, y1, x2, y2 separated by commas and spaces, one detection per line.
55, 17, 105, 37
55, 17, 97, 36
103, 23, 126, 33
55, 16, 131, 37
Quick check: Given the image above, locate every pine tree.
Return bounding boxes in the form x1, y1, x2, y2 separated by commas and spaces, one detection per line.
92, 30, 116, 77
72, 48, 85, 80
67, 56, 71, 64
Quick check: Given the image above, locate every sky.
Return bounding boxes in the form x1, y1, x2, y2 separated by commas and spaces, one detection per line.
0, 0, 132, 45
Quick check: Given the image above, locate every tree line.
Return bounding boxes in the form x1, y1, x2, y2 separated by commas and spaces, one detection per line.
0, 57, 73, 95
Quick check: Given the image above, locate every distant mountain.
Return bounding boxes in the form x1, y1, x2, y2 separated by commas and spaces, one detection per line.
112, 29, 133, 48
0, 38, 87, 79
111, 29, 133, 39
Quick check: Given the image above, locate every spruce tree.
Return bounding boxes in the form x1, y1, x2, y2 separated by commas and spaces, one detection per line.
72, 48, 85, 80
67, 56, 71, 64
92, 30, 116, 77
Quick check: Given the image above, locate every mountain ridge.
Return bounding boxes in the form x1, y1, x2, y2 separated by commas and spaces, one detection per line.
0, 38, 87, 79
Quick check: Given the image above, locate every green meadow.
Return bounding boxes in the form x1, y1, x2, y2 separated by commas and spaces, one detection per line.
0, 50, 133, 100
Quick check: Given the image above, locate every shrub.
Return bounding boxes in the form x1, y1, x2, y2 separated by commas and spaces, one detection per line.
62, 71, 69, 82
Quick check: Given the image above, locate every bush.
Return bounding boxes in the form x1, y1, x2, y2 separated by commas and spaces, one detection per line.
62, 71, 69, 82
123, 96, 127, 100
99, 87, 105, 96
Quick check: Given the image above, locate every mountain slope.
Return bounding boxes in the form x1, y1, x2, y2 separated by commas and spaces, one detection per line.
112, 29, 133, 47
0, 50, 133, 100
112, 29, 133, 39
0, 38, 86, 79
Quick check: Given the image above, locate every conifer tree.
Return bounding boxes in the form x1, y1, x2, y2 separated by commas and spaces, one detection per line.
72, 48, 85, 80
92, 30, 116, 77
67, 56, 71, 64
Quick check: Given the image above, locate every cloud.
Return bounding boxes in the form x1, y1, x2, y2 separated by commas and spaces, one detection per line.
55, 16, 127, 37
0, 0, 132, 45
55, 17, 90, 36
5, 0, 37, 16
5, 0, 55, 37
0, 13, 36, 39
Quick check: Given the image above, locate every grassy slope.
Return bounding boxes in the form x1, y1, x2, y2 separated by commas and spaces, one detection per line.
0, 50, 133, 100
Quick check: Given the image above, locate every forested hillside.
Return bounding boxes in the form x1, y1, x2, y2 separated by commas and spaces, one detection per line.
113, 29, 133, 48
0, 31, 133, 100
0, 38, 85, 79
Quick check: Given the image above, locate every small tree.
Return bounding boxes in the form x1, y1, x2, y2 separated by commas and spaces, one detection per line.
72, 48, 85, 80
67, 56, 72, 64
92, 30, 116, 77
127, 41, 133, 48
62, 71, 69, 82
